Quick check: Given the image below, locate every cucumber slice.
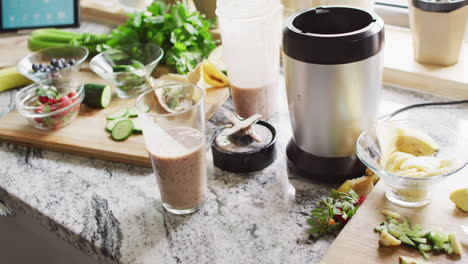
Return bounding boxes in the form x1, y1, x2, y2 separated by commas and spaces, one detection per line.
83, 83, 112, 108
410, 237, 427, 244
428, 230, 450, 246
128, 107, 139, 117
131, 119, 142, 134
112, 65, 136, 72
107, 108, 128, 120
111, 120, 133, 141
418, 243, 432, 252
137, 102, 150, 113
399, 235, 417, 248
106, 117, 127, 132
131, 60, 144, 69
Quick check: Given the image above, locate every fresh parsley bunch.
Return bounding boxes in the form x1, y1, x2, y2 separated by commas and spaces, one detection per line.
306, 189, 365, 238
102, 1, 217, 74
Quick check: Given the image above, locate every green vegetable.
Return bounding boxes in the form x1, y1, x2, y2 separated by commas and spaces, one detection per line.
102, 1, 217, 74
138, 102, 151, 113
399, 235, 417, 248
131, 119, 142, 134
111, 119, 133, 141
375, 215, 457, 259
106, 117, 127, 131
28, 28, 110, 54
128, 107, 139, 117
306, 189, 365, 238
427, 230, 450, 246
83, 83, 112, 108
112, 65, 136, 72
107, 108, 129, 120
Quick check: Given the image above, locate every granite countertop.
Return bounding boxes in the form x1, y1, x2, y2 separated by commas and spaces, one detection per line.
2, 21, 468, 264
2, 72, 467, 263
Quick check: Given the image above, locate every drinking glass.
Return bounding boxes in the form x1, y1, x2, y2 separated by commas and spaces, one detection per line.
136, 84, 207, 214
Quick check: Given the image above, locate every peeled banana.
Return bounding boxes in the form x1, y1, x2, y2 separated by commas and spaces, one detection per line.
0, 66, 33, 92
377, 123, 454, 178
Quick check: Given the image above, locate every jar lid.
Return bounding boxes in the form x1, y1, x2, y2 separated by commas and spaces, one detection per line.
283, 6, 385, 65
412, 0, 467, 13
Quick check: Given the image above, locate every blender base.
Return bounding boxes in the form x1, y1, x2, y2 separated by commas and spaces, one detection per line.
286, 139, 366, 183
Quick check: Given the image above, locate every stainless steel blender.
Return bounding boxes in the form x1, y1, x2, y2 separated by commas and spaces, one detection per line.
283, 6, 385, 183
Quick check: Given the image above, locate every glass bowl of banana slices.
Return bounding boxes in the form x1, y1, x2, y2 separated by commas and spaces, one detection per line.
356, 119, 468, 208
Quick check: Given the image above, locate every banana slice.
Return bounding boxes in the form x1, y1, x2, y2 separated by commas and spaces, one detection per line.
202, 60, 229, 88
395, 127, 438, 156
400, 156, 441, 172
384, 151, 414, 172
154, 85, 196, 114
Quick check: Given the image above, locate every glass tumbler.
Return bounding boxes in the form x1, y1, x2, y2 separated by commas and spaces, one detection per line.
136, 84, 207, 215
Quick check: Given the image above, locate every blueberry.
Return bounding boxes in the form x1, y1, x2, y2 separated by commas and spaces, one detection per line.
52, 67, 59, 71
39, 68, 46, 72
59, 58, 66, 63
63, 63, 70, 68
39, 63, 46, 69
69, 59, 76, 65
32, 64, 39, 71
45, 68, 51, 72
57, 62, 64, 69
51, 58, 57, 65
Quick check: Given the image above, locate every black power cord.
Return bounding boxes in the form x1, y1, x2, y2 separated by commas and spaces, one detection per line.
379, 99, 468, 120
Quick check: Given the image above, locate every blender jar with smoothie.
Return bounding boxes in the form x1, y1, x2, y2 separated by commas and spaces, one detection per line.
216, 0, 283, 119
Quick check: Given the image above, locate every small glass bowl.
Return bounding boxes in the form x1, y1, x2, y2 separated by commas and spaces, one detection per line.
356, 119, 468, 208
17, 46, 89, 84
15, 80, 84, 130
90, 43, 164, 99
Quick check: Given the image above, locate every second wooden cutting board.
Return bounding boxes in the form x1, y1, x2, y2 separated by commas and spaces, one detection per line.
0, 71, 229, 167
320, 169, 468, 264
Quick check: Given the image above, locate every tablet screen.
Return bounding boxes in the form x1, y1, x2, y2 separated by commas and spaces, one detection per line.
1, 0, 79, 30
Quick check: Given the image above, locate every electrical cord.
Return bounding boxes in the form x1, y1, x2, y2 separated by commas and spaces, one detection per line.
379, 99, 468, 120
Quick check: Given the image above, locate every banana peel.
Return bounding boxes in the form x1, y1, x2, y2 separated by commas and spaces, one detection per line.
337, 175, 374, 197
202, 60, 229, 88
0, 66, 33, 92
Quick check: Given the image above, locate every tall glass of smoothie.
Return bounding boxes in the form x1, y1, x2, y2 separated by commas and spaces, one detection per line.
136, 84, 206, 215
216, 0, 283, 119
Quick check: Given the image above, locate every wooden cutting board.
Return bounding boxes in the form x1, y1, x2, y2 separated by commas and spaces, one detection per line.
0, 71, 229, 167
320, 170, 468, 264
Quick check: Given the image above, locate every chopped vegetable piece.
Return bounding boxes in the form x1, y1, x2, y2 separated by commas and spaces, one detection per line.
410, 237, 427, 244
399, 255, 432, 264
427, 230, 450, 246
399, 235, 417, 248
131, 119, 142, 134
83, 83, 112, 108
379, 230, 402, 247
107, 108, 128, 120
381, 210, 401, 219
111, 120, 133, 141
450, 233, 462, 255
418, 243, 432, 252
128, 107, 139, 117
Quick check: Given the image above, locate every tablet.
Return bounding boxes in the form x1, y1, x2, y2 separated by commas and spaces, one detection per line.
0, 0, 80, 32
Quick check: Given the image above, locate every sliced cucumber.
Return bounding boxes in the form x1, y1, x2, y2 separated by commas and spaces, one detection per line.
111, 120, 133, 141
418, 243, 432, 252
399, 235, 417, 248
131, 60, 144, 69
128, 107, 139, 117
131, 119, 142, 134
106, 117, 127, 132
410, 237, 427, 244
83, 83, 112, 108
112, 65, 136, 72
137, 102, 150, 113
107, 108, 128, 120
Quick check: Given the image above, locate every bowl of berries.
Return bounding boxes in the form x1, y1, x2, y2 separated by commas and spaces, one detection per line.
15, 79, 84, 130
17, 45, 89, 85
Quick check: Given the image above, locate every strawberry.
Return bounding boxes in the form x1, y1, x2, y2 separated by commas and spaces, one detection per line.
67, 91, 77, 102
34, 118, 42, 123
39, 96, 48, 104
357, 196, 366, 205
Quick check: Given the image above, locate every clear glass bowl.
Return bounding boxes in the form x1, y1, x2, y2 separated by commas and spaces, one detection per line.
17, 46, 89, 84
15, 80, 84, 130
89, 43, 164, 99
356, 119, 468, 208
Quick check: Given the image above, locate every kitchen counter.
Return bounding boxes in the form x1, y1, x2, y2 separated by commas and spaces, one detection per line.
2, 73, 467, 263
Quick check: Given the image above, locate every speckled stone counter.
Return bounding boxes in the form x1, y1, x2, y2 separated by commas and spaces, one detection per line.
2, 73, 467, 264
